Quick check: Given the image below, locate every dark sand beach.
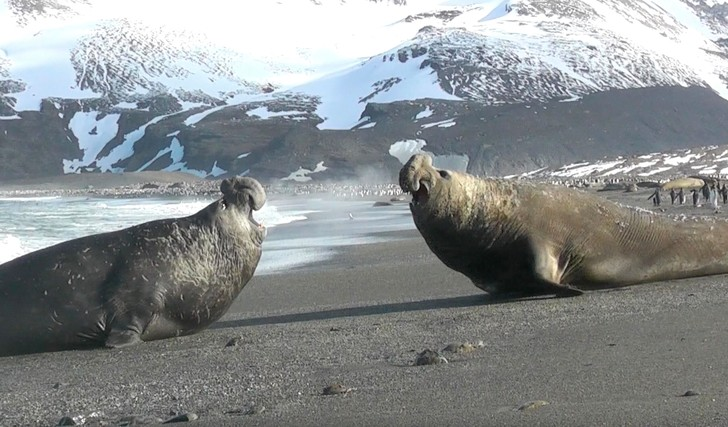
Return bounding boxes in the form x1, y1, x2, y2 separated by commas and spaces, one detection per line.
2, 174, 728, 426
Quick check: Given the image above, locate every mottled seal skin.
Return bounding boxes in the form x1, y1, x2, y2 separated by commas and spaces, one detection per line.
400, 154, 728, 298
0, 176, 266, 357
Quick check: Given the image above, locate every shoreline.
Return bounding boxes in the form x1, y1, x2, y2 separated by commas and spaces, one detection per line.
0, 171, 406, 202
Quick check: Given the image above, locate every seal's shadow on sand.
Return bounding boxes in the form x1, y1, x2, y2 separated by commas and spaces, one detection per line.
210, 293, 560, 330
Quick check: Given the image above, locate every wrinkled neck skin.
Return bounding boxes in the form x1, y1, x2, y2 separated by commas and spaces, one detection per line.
148, 200, 265, 334
412, 172, 515, 246
212, 202, 266, 248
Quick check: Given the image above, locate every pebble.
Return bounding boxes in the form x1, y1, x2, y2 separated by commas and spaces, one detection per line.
442, 341, 485, 353
162, 412, 198, 423
57, 412, 104, 426
322, 384, 352, 395
414, 349, 448, 366
517, 400, 550, 411
226, 404, 266, 415
117, 415, 164, 425
225, 337, 242, 347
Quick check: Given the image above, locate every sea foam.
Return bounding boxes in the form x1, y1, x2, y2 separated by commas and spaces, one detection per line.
0, 196, 310, 265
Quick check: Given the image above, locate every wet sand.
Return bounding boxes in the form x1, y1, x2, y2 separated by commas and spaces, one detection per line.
2, 181, 728, 426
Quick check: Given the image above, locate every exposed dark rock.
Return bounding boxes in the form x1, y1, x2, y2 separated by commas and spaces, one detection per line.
4, 87, 728, 183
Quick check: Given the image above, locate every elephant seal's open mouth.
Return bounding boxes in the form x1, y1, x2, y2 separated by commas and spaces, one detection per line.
411, 184, 430, 206
220, 178, 267, 232
248, 209, 263, 228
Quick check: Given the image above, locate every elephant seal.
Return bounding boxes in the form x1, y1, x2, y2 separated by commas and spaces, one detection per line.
0, 176, 266, 357
399, 153, 728, 298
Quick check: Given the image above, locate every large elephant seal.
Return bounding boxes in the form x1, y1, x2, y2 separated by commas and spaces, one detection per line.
0, 176, 266, 357
400, 153, 728, 298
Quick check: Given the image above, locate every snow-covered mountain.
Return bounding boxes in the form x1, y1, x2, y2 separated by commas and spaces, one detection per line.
2, 0, 728, 182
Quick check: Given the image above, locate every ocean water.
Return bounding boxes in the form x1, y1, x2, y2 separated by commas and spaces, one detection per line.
0, 195, 416, 275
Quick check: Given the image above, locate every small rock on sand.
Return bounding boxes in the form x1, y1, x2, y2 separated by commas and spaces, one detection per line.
414, 349, 448, 366
225, 403, 266, 415
225, 337, 242, 347
442, 341, 485, 353
117, 415, 164, 425
57, 412, 104, 425
162, 412, 198, 423
517, 400, 550, 411
322, 384, 352, 396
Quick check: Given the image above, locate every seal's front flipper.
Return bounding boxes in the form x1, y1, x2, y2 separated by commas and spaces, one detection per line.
105, 328, 142, 348
551, 284, 584, 298
522, 278, 584, 298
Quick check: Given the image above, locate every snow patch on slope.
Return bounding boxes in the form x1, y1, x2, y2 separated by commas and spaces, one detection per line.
281, 161, 329, 182
63, 112, 120, 173
389, 139, 428, 163
531, 146, 728, 179
388, 138, 468, 171
294, 48, 461, 130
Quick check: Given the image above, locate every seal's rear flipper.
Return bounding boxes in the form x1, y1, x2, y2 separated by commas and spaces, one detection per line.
105, 329, 142, 348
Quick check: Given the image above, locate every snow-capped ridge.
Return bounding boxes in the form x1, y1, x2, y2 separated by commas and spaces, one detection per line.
3, 0, 728, 181
528, 145, 728, 180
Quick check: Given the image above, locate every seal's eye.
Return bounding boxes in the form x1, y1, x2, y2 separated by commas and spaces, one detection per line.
438, 170, 450, 179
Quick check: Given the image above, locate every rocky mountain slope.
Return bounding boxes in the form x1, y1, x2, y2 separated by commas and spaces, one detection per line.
2, 0, 728, 182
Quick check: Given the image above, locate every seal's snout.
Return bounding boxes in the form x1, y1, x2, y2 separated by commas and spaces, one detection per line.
220, 177, 267, 211
399, 154, 436, 206
220, 177, 267, 229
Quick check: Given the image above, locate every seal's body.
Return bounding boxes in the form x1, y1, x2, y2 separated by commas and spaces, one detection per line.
0, 177, 266, 356
400, 154, 728, 297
